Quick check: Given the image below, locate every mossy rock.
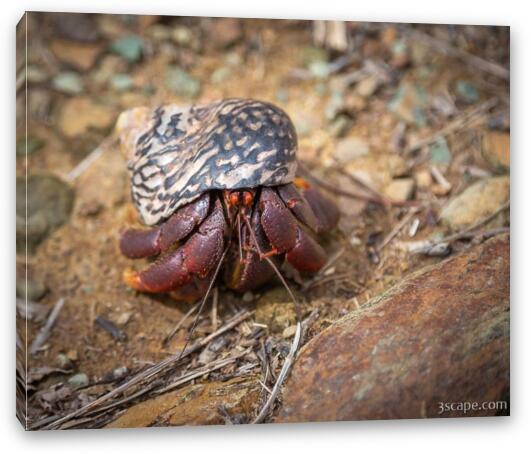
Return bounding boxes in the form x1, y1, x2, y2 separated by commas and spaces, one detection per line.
16, 174, 75, 253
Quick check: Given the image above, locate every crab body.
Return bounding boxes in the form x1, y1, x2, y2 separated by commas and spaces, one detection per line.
118, 99, 339, 300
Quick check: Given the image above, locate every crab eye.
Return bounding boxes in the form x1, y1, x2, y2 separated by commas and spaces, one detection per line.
243, 191, 253, 206
229, 193, 239, 206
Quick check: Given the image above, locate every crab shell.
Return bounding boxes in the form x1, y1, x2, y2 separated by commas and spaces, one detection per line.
116, 98, 298, 226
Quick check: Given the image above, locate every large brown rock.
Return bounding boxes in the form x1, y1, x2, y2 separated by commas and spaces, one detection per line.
277, 235, 509, 422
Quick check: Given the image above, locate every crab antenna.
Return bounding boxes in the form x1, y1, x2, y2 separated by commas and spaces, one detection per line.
241, 214, 302, 321
237, 212, 243, 263
175, 244, 230, 363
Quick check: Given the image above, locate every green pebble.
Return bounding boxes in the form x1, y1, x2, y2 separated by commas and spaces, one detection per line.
165, 66, 201, 98
456, 80, 479, 103
110, 35, 143, 63
52, 72, 84, 94
68, 373, 89, 388
308, 60, 330, 79
110, 73, 133, 91
210, 66, 231, 84
430, 137, 452, 165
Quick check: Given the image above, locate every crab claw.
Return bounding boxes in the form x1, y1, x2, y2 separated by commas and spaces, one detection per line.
121, 198, 228, 295
123, 268, 145, 291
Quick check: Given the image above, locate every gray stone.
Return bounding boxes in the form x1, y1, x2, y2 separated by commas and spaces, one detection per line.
384, 178, 416, 201
110, 35, 143, 62
16, 175, 75, 253
110, 73, 134, 91
166, 66, 201, 98
16, 278, 47, 301
334, 137, 370, 163
439, 176, 509, 230
52, 72, 84, 94
68, 373, 89, 388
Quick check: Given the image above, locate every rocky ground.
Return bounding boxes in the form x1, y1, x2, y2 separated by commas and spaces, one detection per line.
16, 13, 510, 429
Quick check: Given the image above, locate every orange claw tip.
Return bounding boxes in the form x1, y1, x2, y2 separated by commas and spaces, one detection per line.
293, 177, 311, 189
123, 269, 143, 291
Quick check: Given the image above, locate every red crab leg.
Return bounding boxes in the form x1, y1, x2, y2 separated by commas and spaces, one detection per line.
286, 225, 327, 273
277, 183, 320, 233
123, 198, 227, 293
168, 276, 212, 303
120, 193, 210, 259
258, 187, 297, 256
224, 209, 277, 292
294, 178, 340, 233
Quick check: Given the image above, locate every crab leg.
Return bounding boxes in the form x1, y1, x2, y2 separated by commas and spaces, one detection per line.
286, 226, 327, 273
293, 179, 340, 233
224, 209, 277, 292
277, 183, 320, 233
120, 193, 210, 258
258, 187, 297, 255
123, 198, 227, 293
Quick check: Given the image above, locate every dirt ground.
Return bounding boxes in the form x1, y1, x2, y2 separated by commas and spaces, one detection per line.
16, 14, 510, 428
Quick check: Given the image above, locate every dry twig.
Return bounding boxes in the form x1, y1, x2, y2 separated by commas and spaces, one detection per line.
400, 26, 509, 81
41, 310, 252, 430
405, 201, 510, 254
299, 162, 419, 208
407, 98, 498, 153
252, 322, 301, 424
162, 301, 200, 346
30, 298, 65, 356
378, 207, 420, 252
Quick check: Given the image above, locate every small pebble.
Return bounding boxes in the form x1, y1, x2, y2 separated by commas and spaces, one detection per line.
56, 353, 73, 369
356, 76, 380, 98
172, 26, 193, 46
115, 311, 133, 326
481, 131, 510, 173
224, 52, 242, 66
429, 137, 452, 165
68, 373, 89, 388
110, 35, 143, 62
16, 278, 47, 301
148, 24, 171, 41
242, 291, 254, 303
455, 80, 479, 103
210, 66, 231, 84
52, 72, 84, 94
104, 366, 129, 381
26, 65, 48, 83
110, 73, 134, 91
439, 176, 509, 230
384, 178, 416, 201
415, 169, 433, 189
426, 242, 451, 257
166, 66, 201, 98
388, 81, 427, 127
308, 60, 330, 79
350, 235, 362, 246
334, 137, 370, 163
282, 325, 298, 339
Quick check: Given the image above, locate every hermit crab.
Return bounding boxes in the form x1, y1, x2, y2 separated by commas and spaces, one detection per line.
117, 98, 339, 301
